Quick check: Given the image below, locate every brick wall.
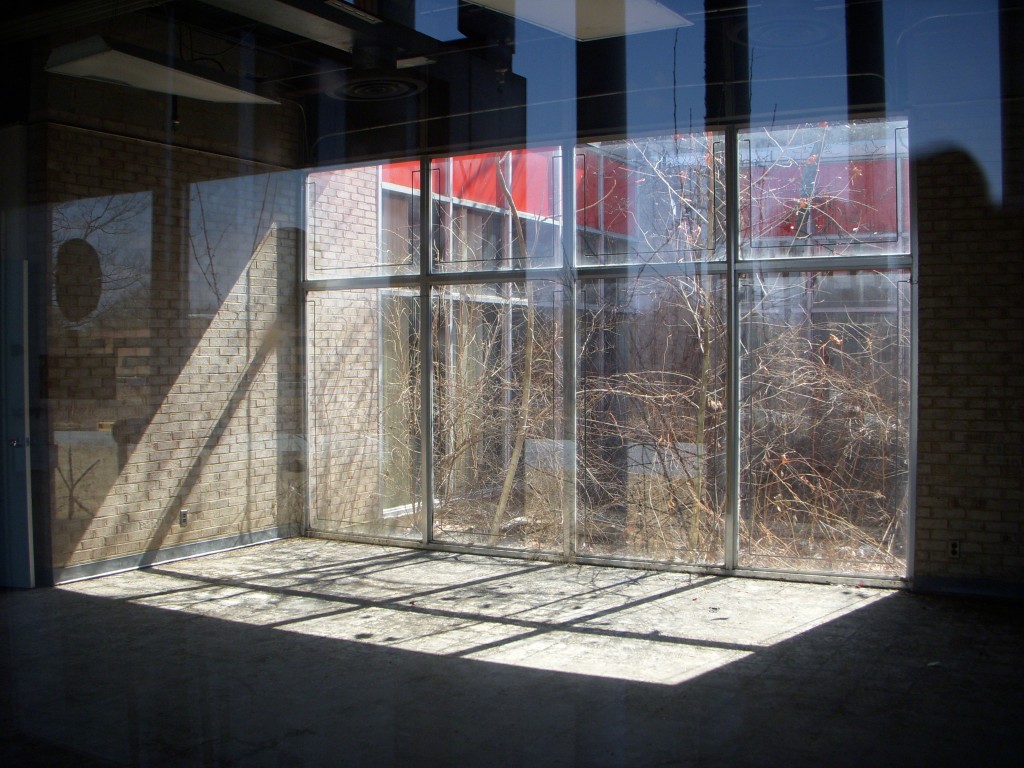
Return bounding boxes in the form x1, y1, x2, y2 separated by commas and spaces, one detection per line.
305, 166, 422, 539
43, 123, 304, 573
307, 289, 384, 533
914, 149, 1024, 588
307, 166, 382, 278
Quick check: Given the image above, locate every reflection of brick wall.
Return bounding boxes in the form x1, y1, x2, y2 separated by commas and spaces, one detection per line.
308, 291, 382, 531
44, 124, 302, 572
305, 166, 390, 533
307, 166, 380, 276
915, 150, 1024, 587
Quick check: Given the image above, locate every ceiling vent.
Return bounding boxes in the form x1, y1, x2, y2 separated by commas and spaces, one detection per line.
331, 44, 427, 100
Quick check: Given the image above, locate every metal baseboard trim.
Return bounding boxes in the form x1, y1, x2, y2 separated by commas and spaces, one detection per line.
912, 576, 1024, 601
304, 529, 905, 589
52, 524, 301, 584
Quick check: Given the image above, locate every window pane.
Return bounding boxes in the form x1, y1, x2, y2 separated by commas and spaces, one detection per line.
577, 274, 727, 564
739, 270, 910, 576
432, 281, 565, 550
307, 289, 422, 540
307, 161, 420, 278
576, 132, 725, 265
433, 149, 561, 272
740, 120, 910, 259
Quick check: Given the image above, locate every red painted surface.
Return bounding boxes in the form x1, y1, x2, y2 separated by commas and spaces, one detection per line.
381, 160, 419, 189
384, 150, 557, 217
575, 150, 649, 237
382, 146, 907, 244
745, 157, 908, 244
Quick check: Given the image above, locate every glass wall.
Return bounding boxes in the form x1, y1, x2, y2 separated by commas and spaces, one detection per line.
740, 122, 910, 260
576, 273, 727, 565
739, 270, 910, 576
432, 280, 565, 551
304, 119, 910, 578
307, 287, 422, 540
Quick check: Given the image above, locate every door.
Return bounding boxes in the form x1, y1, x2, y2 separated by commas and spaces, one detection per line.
1, 126, 35, 587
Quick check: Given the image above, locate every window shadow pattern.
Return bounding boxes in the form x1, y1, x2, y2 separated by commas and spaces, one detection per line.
3, 540, 1021, 767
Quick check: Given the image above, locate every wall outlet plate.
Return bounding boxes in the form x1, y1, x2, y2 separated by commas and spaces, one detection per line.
179, 508, 188, 526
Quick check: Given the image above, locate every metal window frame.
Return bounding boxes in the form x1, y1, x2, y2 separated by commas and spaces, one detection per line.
301, 124, 916, 586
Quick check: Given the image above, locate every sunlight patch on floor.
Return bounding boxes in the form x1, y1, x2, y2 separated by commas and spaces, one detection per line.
60, 539, 893, 685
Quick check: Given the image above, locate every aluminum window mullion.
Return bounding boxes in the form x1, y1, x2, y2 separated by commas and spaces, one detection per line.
725, 126, 741, 572
735, 254, 913, 274
574, 261, 730, 282
301, 178, 313, 536
560, 141, 578, 562
303, 254, 908, 296
304, 275, 421, 292
419, 157, 434, 546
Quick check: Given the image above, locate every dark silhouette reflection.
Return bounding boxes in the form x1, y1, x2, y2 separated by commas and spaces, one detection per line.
912, 149, 1024, 592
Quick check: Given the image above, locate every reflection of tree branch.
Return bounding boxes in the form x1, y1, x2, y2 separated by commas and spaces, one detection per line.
189, 186, 223, 303
56, 447, 101, 518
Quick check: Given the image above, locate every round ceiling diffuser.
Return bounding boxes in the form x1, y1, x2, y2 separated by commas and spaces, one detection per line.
333, 70, 426, 100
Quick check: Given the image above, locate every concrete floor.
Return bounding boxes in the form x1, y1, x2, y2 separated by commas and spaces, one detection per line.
2, 539, 1022, 767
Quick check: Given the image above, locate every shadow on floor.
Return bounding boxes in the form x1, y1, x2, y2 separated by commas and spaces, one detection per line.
1, 547, 1022, 767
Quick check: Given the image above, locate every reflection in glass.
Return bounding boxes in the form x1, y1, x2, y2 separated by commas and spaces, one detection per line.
577, 274, 727, 564
51, 192, 152, 332
432, 281, 564, 550
189, 172, 299, 337
48, 192, 152, 543
740, 120, 910, 259
307, 289, 422, 540
739, 270, 910, 576
307, 162, 420, 278
576, 132, 725, 265
433, 149, 561, 272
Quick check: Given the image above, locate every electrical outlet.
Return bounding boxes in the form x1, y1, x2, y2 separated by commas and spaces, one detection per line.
948, 539, 961, 559
179, 508, 189, 526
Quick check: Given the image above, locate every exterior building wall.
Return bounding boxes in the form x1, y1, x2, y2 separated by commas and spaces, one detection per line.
307, 166, 382, 277
914, 149, 1024, 588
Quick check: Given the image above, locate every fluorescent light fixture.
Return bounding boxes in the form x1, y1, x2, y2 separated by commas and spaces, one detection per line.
396, 56, 435, 69
199, 0, 355, 52
46, 36, 278, 105
323, 0, 383, 25
468, 0, 692, 41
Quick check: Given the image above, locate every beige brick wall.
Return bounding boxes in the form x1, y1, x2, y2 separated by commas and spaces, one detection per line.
307, 290, 383, 532
307, 165, 382, 277
914, 149, 1024, 585
305, 167, 422, 538
44, 123, 303, 571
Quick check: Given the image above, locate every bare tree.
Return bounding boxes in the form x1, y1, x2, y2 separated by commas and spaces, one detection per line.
326, 122, 909, 575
